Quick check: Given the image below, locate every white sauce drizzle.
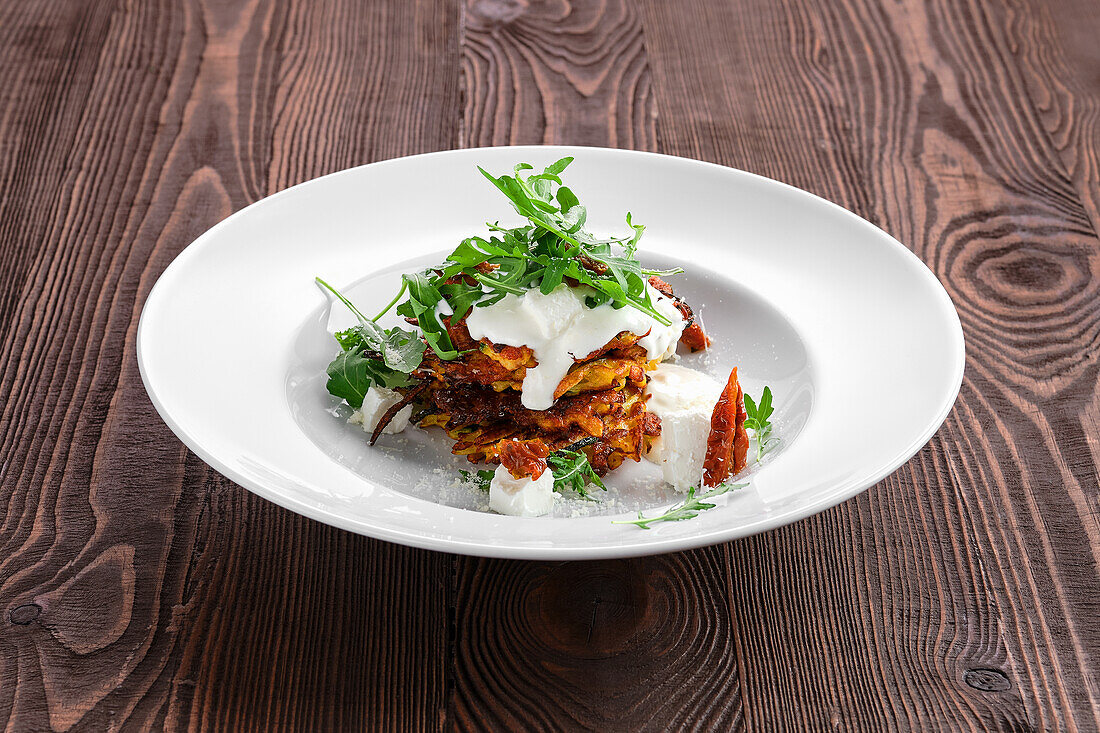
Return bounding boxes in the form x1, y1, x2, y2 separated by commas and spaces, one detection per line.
465, 284, 685, 409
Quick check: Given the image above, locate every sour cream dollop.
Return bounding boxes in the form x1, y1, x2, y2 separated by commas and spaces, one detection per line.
465, 284, 685, 410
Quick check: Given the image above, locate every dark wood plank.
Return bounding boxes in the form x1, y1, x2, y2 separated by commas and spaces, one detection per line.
641, 0, 1098, 729
0, 0, 460, 729
1009, 0, 1100, 238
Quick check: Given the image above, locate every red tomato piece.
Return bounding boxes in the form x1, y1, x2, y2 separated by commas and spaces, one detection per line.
702, 367, 749, 487
499, 439, 551, 480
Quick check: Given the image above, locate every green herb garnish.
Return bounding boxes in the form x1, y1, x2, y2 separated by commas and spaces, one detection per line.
547, 448, 607, 500
316, 277, 422, 408
462, 448, 606, 500
612, 482, 746, 529
374, 158, 682, 362
743, 386, 776, 461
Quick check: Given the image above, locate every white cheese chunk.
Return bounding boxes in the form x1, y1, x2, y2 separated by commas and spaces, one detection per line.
348, 386, 412, 435
643, 364, 724, 491
465, 283, 685, 410
489, 463, 555, 517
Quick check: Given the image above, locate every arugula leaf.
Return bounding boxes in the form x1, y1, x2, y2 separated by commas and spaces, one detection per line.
334, 325, 368, 352
547, 448, 606, 500
448, 238, 494, 268
397, 272, 460, 358
544, 156, 574, 176
560, 205, 586, 233
324, 350, 414, 408
439, 281, 485, 322
555, 185, 580, 214
470, 160, 675, 325
316, 278, 424, 406
612, 482, 747, 529
743, 386, 777, 461
381, 328, 426, 373
539, 258, 571, 295
324, 351, 373, 408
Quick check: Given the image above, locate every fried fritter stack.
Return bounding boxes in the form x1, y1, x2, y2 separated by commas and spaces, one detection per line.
411, 315, 660, 474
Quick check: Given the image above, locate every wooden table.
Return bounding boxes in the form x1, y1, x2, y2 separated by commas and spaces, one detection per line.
2, 0, 1097, 729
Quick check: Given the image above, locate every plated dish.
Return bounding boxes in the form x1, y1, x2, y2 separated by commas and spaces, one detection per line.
315, 158, 773, 524
137, 145, 964, 559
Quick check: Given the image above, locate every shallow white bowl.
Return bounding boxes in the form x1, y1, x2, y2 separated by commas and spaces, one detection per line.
137, 146, 964, 559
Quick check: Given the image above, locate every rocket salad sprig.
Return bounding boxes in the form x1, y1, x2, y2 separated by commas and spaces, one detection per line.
315, 277, 421, 408
744, 386, 777, 461
612, 482, 748, 529
547, 447, 607, 500
318, 157, 681, 404
374, 157, 682, 360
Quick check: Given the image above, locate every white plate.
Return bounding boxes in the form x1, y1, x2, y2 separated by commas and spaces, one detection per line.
137, 146, 964, 559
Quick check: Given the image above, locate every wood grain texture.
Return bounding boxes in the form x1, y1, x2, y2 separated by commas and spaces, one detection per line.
640, 0, 1099, 729
461, 0, 655, 149
0, 0, 459, 729
448, 554, 743, 731
1, 0, 1099, 730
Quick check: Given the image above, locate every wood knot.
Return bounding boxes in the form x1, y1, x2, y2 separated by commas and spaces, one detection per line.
957, 236, 1094, 316
974, 246, 1080, 305
991, 254, 1064, 291
963, 668, 1011, 692
35, 544, 136, 654
948, 232, 1097, 379
530, 560, 648, 659
8, 603, 41, 625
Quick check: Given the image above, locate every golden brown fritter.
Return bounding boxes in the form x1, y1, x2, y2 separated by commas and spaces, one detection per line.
416, 381, 659, 474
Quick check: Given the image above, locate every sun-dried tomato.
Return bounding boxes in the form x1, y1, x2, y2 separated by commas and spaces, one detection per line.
648, 276, 675, 297
576, 253, 609, 275
499, 439, 551, 480
702, 367, 749, 487
680, 322, 711, 351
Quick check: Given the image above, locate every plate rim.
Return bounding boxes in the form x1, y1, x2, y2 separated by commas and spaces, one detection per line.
137, 144, 965, 559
